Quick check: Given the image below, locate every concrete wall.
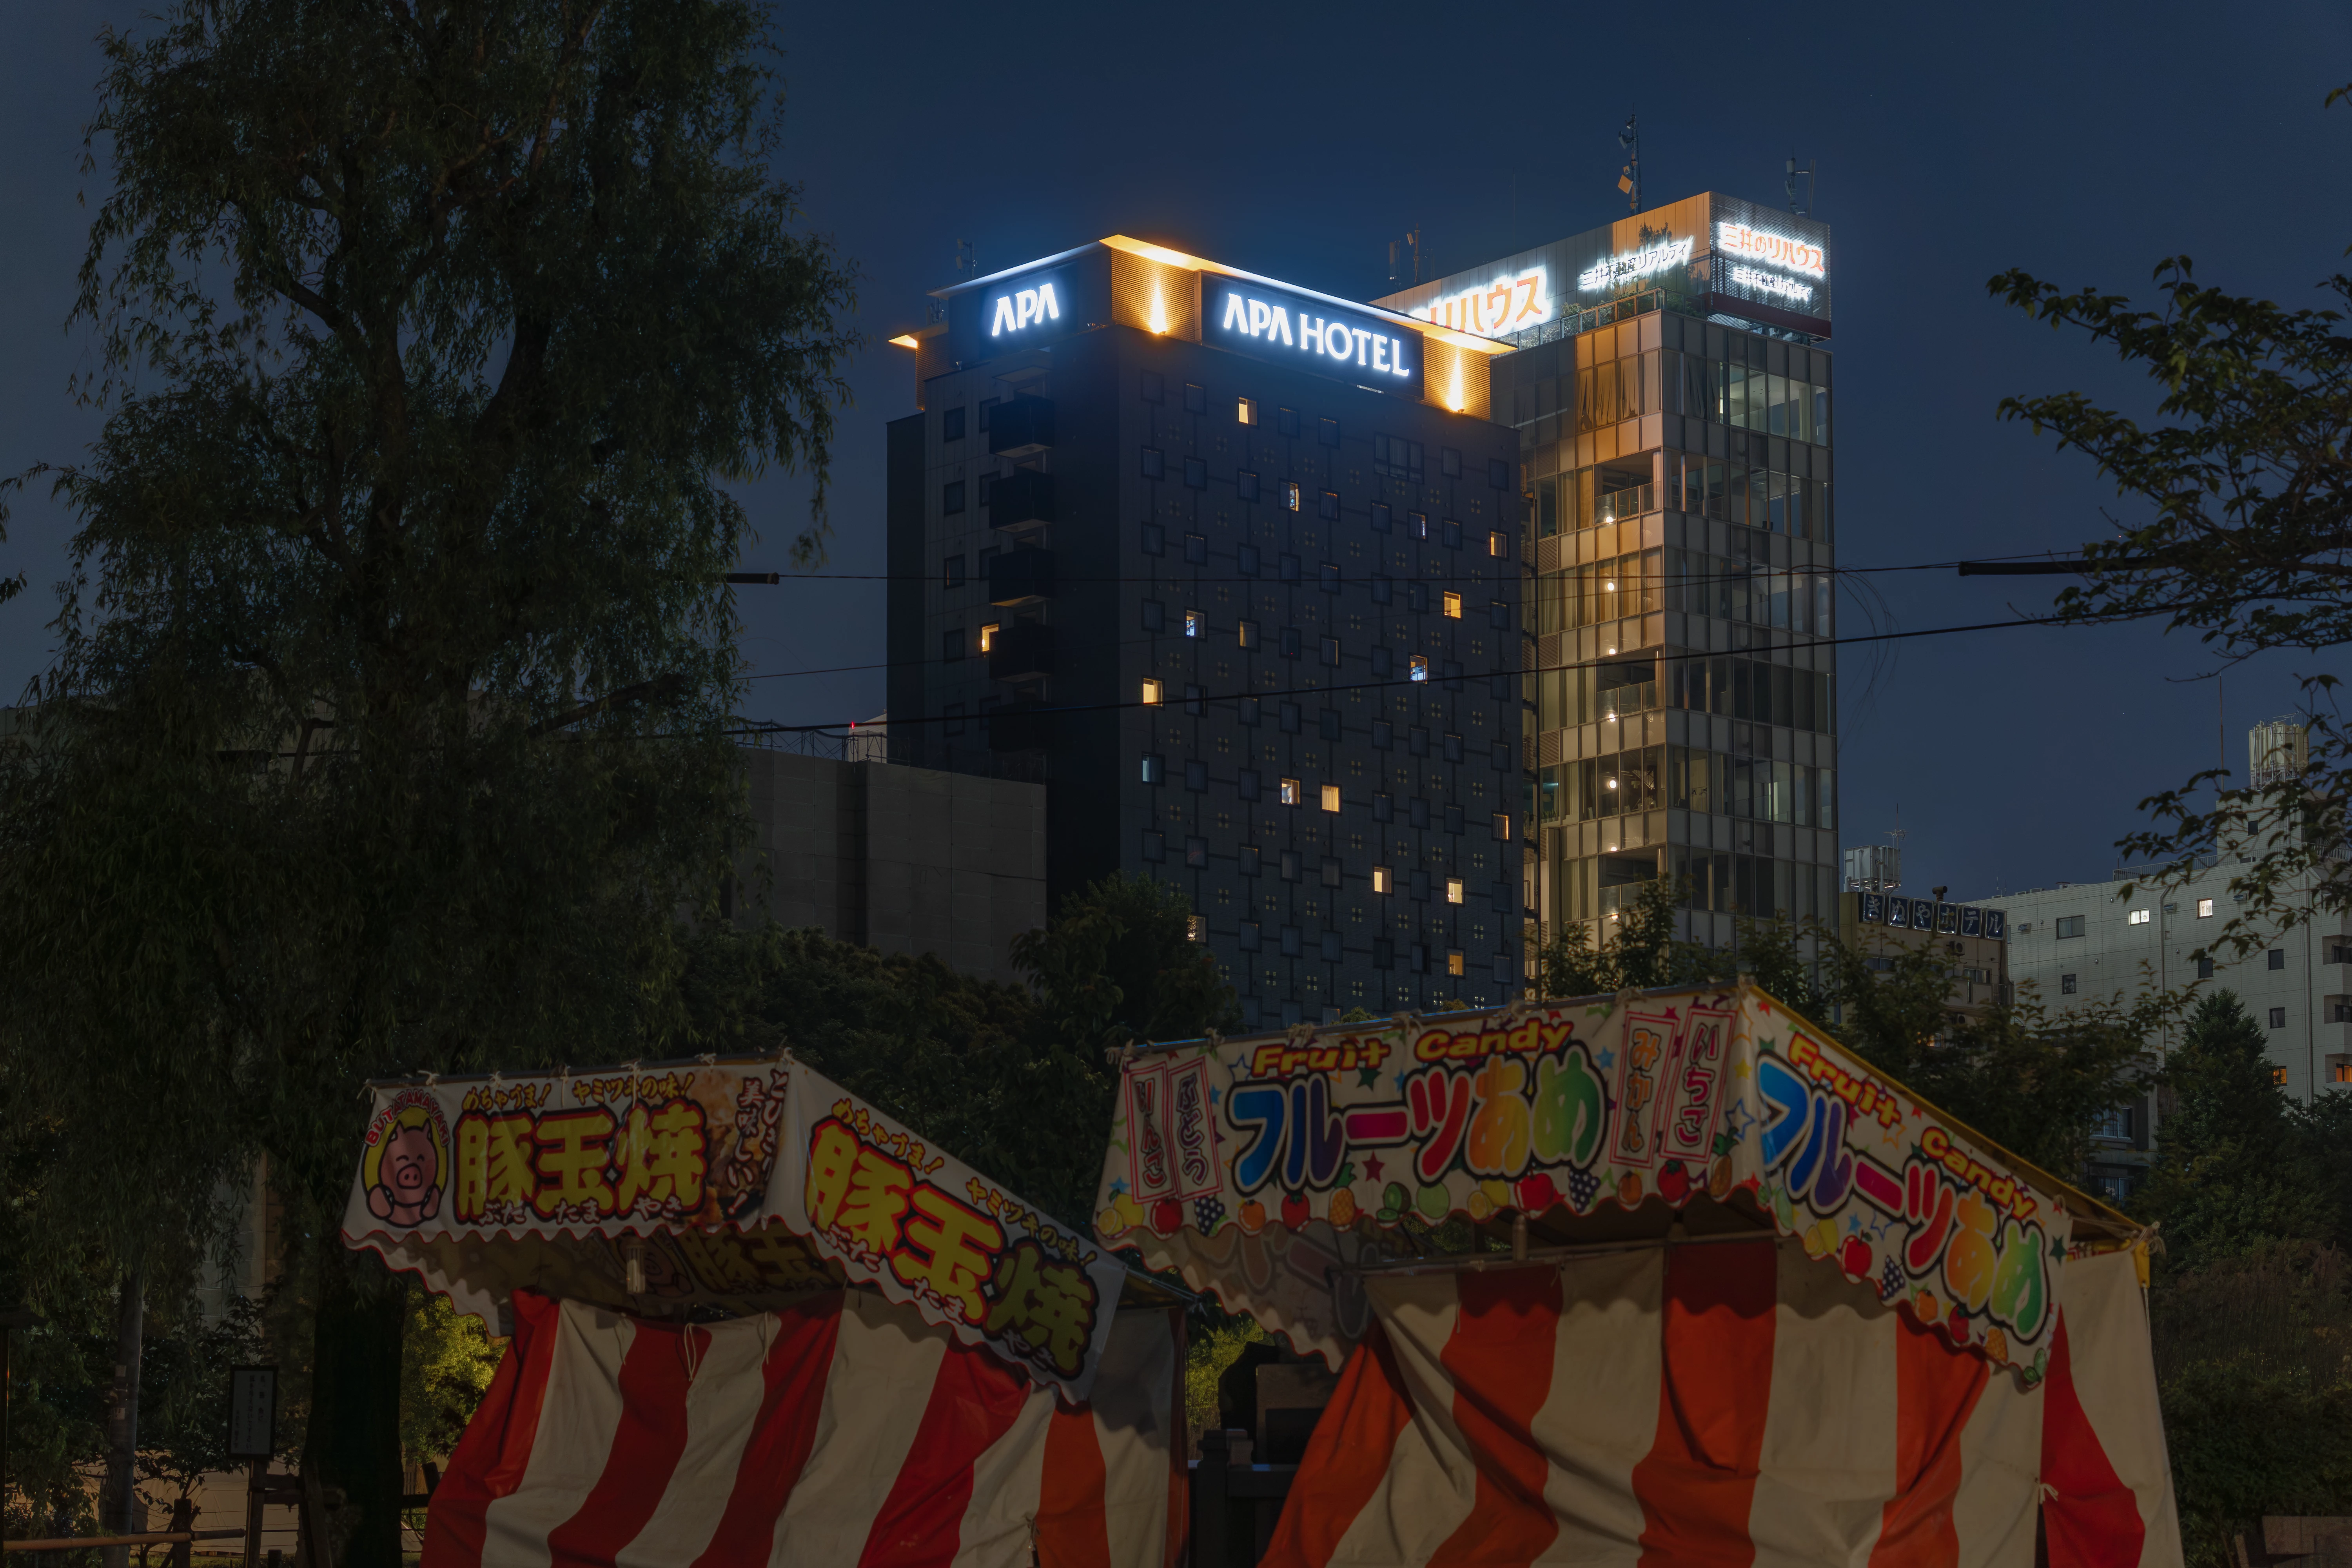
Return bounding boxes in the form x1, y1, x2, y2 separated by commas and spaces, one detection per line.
739, 748, 1046, 986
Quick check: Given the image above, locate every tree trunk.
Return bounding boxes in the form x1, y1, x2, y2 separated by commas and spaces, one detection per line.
100, 1265, 144, 1568
305, 1261, 405, 1568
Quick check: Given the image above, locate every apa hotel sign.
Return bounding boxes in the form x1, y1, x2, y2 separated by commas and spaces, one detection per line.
1201, 279, 1423, 399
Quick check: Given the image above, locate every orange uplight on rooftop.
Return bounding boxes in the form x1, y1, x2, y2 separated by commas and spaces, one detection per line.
888, 333, 919, 349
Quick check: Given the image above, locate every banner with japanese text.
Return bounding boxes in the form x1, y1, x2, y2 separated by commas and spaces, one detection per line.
1093, 984, 2082, 1383
343, 1055, 1128, 1401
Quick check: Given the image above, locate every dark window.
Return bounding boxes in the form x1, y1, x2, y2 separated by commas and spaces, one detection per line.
1280, 851, 1301, 882
1241, 845, 1262, 877
1488, 599, 1511, 630
1488, 457, 1510, 488
2269, 949, 2287, 971
1240, 770, 1262, 802
1372, 574, 1392, 606
1239, 471, 1261, 502
1406, 583, 1426, 614
1142, 829, 1165, 861
944, 702, 965, 735
1185, 760, 1207, 792
1238, 544, 1260, 576
1321, 859, 1342, 889
1374, 938, 1394, 969
942, 480, 967, 515
1278, 407, 1299, 437
1141, 523, 1165, 555
1441, 519, 1463, 550
1184, 381, 1208, 414
2055, 915, 2086, 938
1184, 533, 1207, 564
941, 628, 963, 662
1410, 797, 1430, 829
1372, 502, 1392, 533
1409, 727, 1428, 757
1490, 673, 1513, 701
2061, 974, 2078, 994
1240, 920, 1260, 948
1409, 512, 1429, 540
943, 554, 965, 588
980, 397, 998, 430
1372, 647, 1393, 678
1374, 792, 1393, 822
1141, 447, 1165, 479
1280, 627, 1302, 659
1141, 754, 1163, 784
1373, 720, 1393, 750
1441, 447, 1462, 478
1279, 554, 1301, 583
942, 407, 967, 442
1240, 697, 1260, 726
1279, 703, 1301, 733
1186, 836, 1207, 867
1319, 417, 1340, 448
1320, 490, 1340, 521
2271, 1007, 2288, 1028
1410, 868, 1430, 901
978, 473, 997, 509
1491, 741, 1510, 770
2197, 956, 2215, 979
1445, 803, 1464, 835
1185, 683, 1204, 716
1142, 599, 1164, 632
1184, 456, 1207, 489
1443, 733, 1464, 762
1281, 925, 1302, 956
1140, 370, 1165, 403
1319, 562, 1341, 594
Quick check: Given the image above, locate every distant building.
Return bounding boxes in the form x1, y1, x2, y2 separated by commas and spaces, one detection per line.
1836, 888, 2011, 1027
735, 744, 1047, 987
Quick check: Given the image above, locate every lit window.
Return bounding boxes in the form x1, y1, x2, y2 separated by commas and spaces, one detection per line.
1442, 591, 1463, 618
1283, 482, 1301, 511
1187, 915, 1209, 944
1238, 397, 1258, 426
1372, 866, 1392, 894
1280, 777, 1301, 806
2274, 1065, 2290, 1086
1321, 784, 1341, 813
979, 622, 1000, 652
1409, 655, 1429, 682
2198, 898, 2214, 918
2128, 908, 2152, 925
1239, 620, 1258, 649
1446, 950, 1466, 977
1184, 610, 1203, 638
1140, 755, 1162, 784
1141, 678, 1162, 706
1446, 877, 1465, 905
1489, 531, 1508, 557
2334, 1062, 2352, 1083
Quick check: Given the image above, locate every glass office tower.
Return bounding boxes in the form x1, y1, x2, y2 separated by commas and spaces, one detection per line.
1377, 192, 1837, 958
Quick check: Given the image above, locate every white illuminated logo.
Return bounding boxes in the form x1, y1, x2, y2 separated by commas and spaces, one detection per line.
1214, 289, 1412, 379
1411, 267, 1553, 338
1730, 266, 1815, 304
989, 281, 1062, 337
1576, 236, 1693, 292
1715, 223, 1826, 278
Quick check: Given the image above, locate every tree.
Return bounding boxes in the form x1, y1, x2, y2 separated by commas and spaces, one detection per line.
2138, 991, 2337, 1268
0, 4, 853, 1559
1986, 84, 2352, 960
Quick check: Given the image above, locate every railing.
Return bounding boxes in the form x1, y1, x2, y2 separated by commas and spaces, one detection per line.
1594, 483, 1655, 525
732, 724, 888, 763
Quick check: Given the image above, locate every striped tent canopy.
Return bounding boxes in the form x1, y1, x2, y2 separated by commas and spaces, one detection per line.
426, 1289, 1183, 1568
1260, 1241, 2174, 1568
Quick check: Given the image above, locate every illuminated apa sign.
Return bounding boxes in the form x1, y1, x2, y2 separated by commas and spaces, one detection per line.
1715, 223, 1826, 279
989, 280, 1062, 337
1410, 266, 1553, 338
1201, 280, 1422, 396
1730, 265, 1815, 304
1577, 236, 1693, 292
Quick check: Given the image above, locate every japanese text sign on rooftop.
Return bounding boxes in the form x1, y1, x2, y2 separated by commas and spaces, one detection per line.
1093, 985, 2073, 1382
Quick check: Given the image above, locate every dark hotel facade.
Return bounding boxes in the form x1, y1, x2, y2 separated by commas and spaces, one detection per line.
886, 239, 1523, 1028
887, 193, 1835, 1024
1379, 191, 1837, 959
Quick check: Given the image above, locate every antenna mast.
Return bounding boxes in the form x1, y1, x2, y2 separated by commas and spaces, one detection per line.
1785, 154, 1817, 216
1617, 112, 1639, 214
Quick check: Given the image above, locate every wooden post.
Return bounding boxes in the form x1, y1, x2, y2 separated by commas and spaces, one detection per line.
1192, 1428, 1229, 1568
242, 1461, 265, 1568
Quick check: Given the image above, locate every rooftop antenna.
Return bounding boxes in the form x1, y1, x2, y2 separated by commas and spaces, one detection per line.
1785, 154, 1817, 216
954, 238, 978, 281
1617, 111, 1640, 214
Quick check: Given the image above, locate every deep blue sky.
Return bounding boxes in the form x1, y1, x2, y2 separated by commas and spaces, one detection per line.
4, 2, 2348, 899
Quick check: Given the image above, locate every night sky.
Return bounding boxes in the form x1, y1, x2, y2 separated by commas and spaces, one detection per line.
4, 3, 2348, 904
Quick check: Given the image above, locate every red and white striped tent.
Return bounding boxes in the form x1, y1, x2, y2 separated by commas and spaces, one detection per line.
425, 1288, 1183, 1568
1258, 1240, 2174, 1568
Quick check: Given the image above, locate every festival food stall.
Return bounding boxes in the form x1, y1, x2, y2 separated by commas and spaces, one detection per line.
1095, 982, 2181, 1568
343, 1054, 1185, 1568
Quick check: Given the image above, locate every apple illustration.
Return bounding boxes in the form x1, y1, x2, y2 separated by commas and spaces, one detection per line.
1839, 1236, 1873, 1279
1151, 1199, 1184, 1235
1280, 1192, 1311, 1229
1515, 1173, 1559, 1215
1657, 1161, 1692, 1205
